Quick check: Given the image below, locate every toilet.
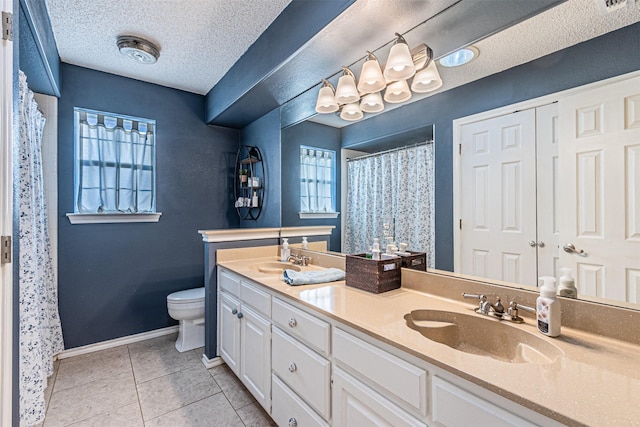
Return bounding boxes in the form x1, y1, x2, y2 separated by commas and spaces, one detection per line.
167, 287, 205, 352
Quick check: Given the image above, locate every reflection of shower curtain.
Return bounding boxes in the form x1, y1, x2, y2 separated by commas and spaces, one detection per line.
344, 143, 435, 267
18, 71, 64, 426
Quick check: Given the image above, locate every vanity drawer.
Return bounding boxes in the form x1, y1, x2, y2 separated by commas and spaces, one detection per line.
240, 280, 271, 317
272, 374, 328, 427
218, 268, 240, 297
272, 298, 330, 356
333, 328, 428, 417
272, 327, 331, 419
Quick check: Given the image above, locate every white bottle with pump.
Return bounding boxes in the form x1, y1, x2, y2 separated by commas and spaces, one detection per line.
558, 268, 578, 299
281, 238, 290, 262
301, 236, 308, 250
536, 276, 561, 337
372, 238, 381, 260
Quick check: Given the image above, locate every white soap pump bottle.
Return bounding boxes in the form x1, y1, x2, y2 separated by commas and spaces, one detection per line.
281, 238, 290, 262
536, 276, 561, 337
558, 268, 578, 299
372, 238, 381, 260
302, 236, 308, 250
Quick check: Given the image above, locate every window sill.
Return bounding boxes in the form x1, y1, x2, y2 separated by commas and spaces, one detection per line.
67, 213, 162, 224
298, 212, 340, 219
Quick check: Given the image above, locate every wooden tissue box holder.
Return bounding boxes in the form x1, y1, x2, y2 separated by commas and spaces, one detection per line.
345, 253, 402, 294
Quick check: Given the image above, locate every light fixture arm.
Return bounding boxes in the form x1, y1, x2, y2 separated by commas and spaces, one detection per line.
393, 32, 409, 46
365, 51, 379, 62
341, 66, 356, 80
321, 79, 335, 91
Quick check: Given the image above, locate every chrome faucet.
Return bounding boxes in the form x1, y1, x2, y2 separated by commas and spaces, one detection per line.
462, 293, 505, 317
288, 254, 311, 266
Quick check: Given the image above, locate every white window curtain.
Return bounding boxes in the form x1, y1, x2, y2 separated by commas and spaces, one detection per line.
344, 143, 435, 267
76, 110, 155, 213
18, 70, 64, 426
300, 147, 335, 213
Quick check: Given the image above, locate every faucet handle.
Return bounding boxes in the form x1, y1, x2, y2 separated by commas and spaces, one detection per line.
462, 293, 487, 302
506, 301, 535, 323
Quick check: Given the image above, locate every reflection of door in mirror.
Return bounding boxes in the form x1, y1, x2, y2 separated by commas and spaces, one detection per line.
559, 75, 640, 304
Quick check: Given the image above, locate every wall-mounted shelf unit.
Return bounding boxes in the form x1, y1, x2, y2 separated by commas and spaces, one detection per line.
235, 146, 264, 220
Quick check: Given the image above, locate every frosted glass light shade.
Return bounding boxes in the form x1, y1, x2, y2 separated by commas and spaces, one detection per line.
360, 92, 384, 113
357, 58, 386, 94
335, 73, 360, 104
315, 85, 339, 113
384, 80, 412, 104
340, 103, 364, 121
383, 42, 416, 81
411, 60, 443, 93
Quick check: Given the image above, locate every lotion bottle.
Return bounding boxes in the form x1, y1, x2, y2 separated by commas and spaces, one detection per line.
252, 191, 258, 207
281, 238, 290, 262
536, 276, 561, 337
372, 238, 381, 260
558, 268, 577, 299
302, 236, 308, 250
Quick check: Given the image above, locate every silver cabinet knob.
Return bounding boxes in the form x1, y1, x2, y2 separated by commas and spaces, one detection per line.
529, 240, 536, 247
536, 241, 545, 248
288, 418, 298, 427
563, 243, 584, 254
288, 362, 297, 373
237, 312, 243, 319
231, 308, 238, 315
288, 318, 297, 328
529, 240, 545, 247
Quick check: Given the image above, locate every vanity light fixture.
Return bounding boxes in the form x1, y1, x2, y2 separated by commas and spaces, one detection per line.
117, 35, 160, 64
314, 34, 443, 122
438, 46, 479, 67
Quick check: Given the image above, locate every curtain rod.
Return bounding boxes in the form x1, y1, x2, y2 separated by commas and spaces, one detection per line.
346, 141, 432, 162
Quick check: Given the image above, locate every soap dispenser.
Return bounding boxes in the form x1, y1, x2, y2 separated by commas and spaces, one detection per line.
537, 276, 561, 337
302, 236, 308, 250
372, 238, 381, 260
558, 268, 577, 299
281, 238, 290, 262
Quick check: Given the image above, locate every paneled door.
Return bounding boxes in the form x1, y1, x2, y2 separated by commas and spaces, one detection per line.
559, 75, 640, 303
459, 109, 538, 285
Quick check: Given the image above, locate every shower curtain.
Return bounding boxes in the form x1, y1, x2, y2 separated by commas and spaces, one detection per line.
344, 143, 435, 267
18, 71, 64, 426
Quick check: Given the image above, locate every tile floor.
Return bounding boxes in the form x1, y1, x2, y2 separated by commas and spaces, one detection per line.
41, 333, 276, 427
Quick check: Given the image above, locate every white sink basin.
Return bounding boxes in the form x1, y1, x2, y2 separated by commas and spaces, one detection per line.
248, 262, 301, 275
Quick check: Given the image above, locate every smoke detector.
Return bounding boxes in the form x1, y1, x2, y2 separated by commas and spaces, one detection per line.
117, 35, 160, 64
594, 0, 635, 14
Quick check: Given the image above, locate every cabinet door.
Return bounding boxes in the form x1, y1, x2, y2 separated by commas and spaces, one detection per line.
219, 292, 241, 376
332, 367, 426, 427
240, 304, 271, 412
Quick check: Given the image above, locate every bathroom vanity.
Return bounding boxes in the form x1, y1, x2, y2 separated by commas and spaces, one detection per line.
215, 247, 640, 427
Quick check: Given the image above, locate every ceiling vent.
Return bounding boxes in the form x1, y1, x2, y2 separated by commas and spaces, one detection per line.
595, 0, 635, 14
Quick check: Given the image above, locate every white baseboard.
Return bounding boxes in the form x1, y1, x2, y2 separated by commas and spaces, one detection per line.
57, 326, 179, 359
201, 354, 224, 369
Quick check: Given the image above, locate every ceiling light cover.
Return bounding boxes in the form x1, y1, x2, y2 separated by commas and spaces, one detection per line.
438, 46, 479, 67
117, 35, 160, 64
360, 92, 384, 113
357, 52, 386, 94
383, 34, 416, 81
384, 80, 412, 103
335, 67, 360, 104
315, 80, 339, 113
340, 103, 364, 121
411, 60, 443, 93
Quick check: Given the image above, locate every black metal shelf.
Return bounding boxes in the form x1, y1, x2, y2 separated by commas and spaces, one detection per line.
234, 146, 264, 221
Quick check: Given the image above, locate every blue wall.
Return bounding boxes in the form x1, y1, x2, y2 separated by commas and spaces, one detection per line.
341, 22, 640, 272
281, 121, 342, 251
239, 108, 282, 228
57, 64, 239, 348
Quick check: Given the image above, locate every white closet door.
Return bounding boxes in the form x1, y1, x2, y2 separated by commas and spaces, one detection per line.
459, 109, 538, 285
559, 75, 640, 303
536, 103, 560, 279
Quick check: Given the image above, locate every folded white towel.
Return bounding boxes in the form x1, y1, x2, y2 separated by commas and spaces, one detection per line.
283, 268, 346, 286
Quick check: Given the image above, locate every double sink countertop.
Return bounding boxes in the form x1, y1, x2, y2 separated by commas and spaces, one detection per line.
217, 253, 640, 427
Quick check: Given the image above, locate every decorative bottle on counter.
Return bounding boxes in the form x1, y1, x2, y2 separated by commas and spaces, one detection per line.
536, 276, 561, 337
302, 236, 308, 250
281, 238, 290, 262
558, 268, 577, 298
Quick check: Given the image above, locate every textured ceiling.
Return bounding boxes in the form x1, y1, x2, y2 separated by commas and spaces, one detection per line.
309, 0, 640, 127
44, 0, 292, 95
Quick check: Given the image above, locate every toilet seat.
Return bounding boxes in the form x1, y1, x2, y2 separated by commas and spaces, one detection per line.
167, 287, 205, 304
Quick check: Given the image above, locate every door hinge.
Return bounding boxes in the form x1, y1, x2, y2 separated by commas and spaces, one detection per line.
459, 219, 462, 230
2, 12, 12, 41
1, 236, 11, 264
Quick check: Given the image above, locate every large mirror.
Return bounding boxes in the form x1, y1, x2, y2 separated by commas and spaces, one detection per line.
279, 0, 640, 312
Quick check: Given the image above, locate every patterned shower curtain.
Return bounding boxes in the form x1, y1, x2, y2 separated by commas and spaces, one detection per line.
344, 143, 435, 267
18, 71, 64, 426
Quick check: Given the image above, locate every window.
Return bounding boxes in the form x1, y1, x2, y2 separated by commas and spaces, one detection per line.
67, 108, 160, 224
299, 146, 338, 219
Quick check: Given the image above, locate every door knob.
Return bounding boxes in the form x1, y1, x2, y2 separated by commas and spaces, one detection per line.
231, 308, 238, 315
562, 243, 584, 254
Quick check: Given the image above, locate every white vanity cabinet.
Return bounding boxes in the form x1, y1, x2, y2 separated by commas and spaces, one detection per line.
271, 297, 332, 424
218, 268, 271, 411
